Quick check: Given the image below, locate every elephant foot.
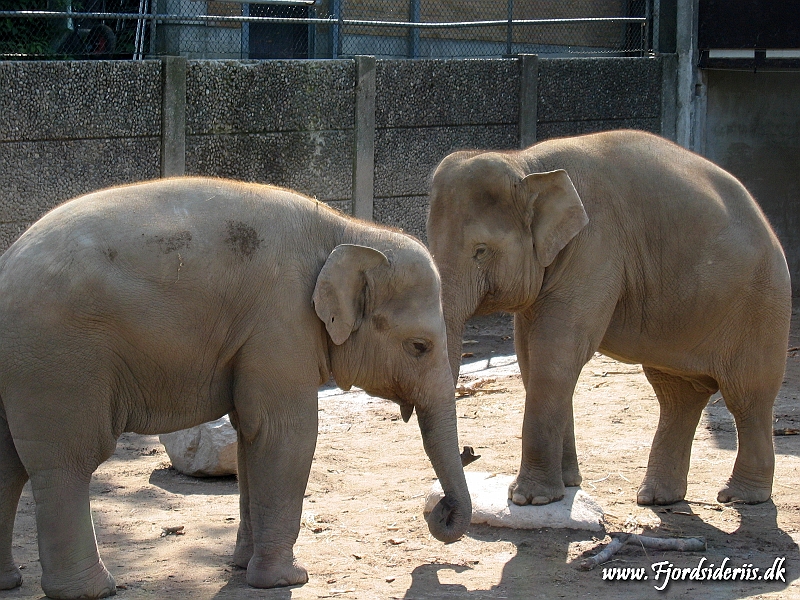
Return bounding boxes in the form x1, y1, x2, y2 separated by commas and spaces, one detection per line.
508, 475, 565, 506
41, 561, 116, 600
717, 478, 771, 504
246, 553, 308, 589
233, 539, 253, 569
636, 477, 686, 506
562, 468, 582, 488
0, 566, 22, 590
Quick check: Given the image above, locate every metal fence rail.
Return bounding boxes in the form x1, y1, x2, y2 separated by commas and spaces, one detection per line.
0, 1, 651, 61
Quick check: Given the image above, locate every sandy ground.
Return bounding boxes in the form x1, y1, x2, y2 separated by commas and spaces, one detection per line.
5, 304, 800, 600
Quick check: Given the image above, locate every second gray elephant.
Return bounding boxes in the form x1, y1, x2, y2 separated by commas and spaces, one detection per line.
0, 178, 471, 599
427, 130, 791, 508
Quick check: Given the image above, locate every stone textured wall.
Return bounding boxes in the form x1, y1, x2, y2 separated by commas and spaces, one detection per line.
371, 56, 665, 243
373, 59, 520, 242
0, 56, 667, 253
184, 60, 356, 214
0, 60, 162, 249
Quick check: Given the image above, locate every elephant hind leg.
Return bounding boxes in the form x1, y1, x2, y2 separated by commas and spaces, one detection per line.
716, 383, 777, 504
637, 367, 714, 506
0, 411, 27, 590
230, 411, 253, 570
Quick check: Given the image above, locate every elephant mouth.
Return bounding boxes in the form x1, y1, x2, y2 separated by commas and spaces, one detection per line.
384, 386, 416, 422
398, 401, 415, 422
361, 386, 417, 423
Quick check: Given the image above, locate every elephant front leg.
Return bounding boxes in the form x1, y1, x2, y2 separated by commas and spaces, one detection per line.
561, 408, 582, 487
509, 384, 576, 505
235, 387, 318, 589
514, 313, 582, 492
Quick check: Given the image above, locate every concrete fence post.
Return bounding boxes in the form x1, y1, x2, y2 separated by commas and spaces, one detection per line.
161, 56, 187, 178
519, 54, 538, 149
352, 55, 376, 221
660, 53, 678, 142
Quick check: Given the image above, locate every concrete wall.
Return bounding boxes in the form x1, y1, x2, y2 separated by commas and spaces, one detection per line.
373, 59, 520, 240
704, 70, 800, 296
371, 56, 667, 241
0, 61, 162, 249
0, 55, 668, 251
184, 60, 356, 214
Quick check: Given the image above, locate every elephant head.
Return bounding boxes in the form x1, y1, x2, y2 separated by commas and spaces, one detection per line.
313, 239, 471, 543
426, 151, 589, 381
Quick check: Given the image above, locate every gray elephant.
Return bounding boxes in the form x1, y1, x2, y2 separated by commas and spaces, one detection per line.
427, 130, 791, 509
0, 178, 471, 599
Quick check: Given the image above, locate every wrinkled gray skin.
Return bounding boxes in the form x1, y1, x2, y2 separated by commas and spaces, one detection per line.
428, 130, 791, 509
0, 178, 470, 599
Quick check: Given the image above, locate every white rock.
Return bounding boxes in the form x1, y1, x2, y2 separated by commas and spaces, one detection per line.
425, 471, 604, 531
159, 416, 238, 477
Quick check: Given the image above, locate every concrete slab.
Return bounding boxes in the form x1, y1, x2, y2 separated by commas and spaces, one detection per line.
425, 471, 605, 532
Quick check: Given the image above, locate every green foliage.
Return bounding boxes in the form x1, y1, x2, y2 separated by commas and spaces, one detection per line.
0, 0, 76, 58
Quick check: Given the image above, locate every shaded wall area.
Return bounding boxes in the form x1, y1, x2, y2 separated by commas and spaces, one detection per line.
373, 59, 520, 240
704, 70, 800, 296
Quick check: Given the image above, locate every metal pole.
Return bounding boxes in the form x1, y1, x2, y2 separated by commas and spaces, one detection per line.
506, 0, 513, 56
148, 0, 156, 57
134, 0, 144, 60
241, 2, 249, 59
332, 0, 341, 58
408, 0, 420, 58
652, 0, 661, 52
308, 3, 315, 58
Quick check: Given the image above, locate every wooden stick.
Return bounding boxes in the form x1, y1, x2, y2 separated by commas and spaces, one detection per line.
579, 533, 706, 570
630, 534, 706, 552
579, 535, 629, 570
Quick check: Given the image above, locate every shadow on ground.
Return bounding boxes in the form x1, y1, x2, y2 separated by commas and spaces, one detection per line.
403, 500, 799, 600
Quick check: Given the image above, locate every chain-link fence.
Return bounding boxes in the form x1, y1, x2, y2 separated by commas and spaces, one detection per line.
1, 0, 651, 61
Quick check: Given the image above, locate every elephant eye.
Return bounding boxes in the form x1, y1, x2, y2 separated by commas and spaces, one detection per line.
473, 244, 489, 261
404, 338, 432, 357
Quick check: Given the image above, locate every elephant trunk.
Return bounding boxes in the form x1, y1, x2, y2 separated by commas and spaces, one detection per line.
439, 272, 478, 385
442, 286, 477, 385
416, 395, 471, 543
445, 317, 466, 386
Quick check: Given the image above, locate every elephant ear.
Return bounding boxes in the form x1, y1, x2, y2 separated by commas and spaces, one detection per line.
313, 244, 389, 345
518, 169, 589, 267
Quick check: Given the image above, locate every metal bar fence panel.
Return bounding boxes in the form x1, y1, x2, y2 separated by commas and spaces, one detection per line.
0, 0, 651, 61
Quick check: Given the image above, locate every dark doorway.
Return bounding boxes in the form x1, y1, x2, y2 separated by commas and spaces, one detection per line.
249, 3, 309, 59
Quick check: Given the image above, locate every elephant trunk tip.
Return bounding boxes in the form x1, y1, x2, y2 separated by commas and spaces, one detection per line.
425, 493, 472, 543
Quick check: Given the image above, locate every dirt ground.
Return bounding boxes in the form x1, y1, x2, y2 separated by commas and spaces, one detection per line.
5, 303, 800, 600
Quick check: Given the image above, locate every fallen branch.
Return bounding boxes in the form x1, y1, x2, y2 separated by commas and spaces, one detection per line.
579, 536, 627, 570
456, 377, 497, 397
774, 428, 800, 436
579, 533, 706, 570
631, 535, 706, 552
